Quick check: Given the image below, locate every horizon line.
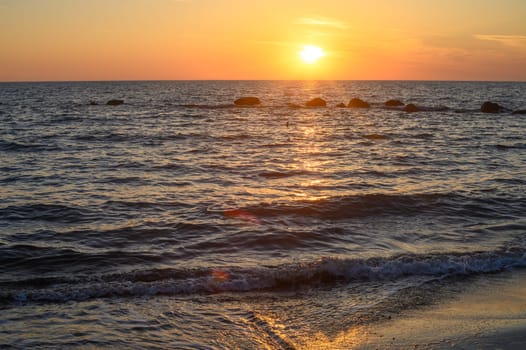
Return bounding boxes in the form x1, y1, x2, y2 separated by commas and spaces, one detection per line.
1, 79, 526, 84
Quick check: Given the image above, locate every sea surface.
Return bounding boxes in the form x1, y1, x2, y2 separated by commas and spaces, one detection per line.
1, 80, 525, 349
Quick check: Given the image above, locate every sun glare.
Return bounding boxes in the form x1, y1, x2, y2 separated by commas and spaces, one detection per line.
299, 45, 325, 64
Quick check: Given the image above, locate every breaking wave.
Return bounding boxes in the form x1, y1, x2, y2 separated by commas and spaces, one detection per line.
3, 246, 526, 305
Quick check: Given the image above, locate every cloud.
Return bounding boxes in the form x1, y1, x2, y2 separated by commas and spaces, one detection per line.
474, 34, 526, 48
296, 17, 349, 30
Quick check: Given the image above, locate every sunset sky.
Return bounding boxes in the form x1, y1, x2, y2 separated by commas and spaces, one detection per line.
1, 0, 525, 81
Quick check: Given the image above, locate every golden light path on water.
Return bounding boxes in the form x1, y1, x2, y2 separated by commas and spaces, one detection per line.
222, 113, 333, 226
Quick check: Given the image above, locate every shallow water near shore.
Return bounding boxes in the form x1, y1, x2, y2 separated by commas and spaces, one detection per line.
1, 80, 525, 348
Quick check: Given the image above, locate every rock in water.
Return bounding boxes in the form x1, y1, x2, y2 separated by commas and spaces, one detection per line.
107, 99, 124, 106
306, 98, 327, 107
385, 99, 404, 107
336, 102, 346, 108
234, 97, 261, 106
348, 98, 370, 108
403, 103, 420, 112
481, 101, 503, 113
511, 109, 526, 115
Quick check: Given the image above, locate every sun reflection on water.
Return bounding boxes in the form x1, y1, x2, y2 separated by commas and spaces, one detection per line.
297, 326, 369, 350
251, 311, 370, 350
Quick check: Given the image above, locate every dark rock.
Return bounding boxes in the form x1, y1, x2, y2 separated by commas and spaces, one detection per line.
306, 98, 327, 107
385, 99, 404, 107
107, 99, 124, 106
512, 109, 526, 115
403, 103, 421, 112
287, 103, 301, 109
234, 96, 261, 106
336, 102, 346, 108
481, 101, 503, 113
89, 101, 98, 105
348, 98, 370, 108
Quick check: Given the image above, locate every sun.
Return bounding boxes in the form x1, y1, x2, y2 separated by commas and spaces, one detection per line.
299, 45, 325, 64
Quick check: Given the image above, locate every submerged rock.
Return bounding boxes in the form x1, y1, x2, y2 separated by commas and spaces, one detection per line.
512, 109, 526, 115
234, 96, 261, 106
481, 101, 503, 113
287, 102, 301, 109
106, 99, 124, 106
348, 98, 370, 108
89, 101, 99, 106
306, 98, 327, 107
336, 102, 346, 108
403, 103, 421, 113
385, 99, 404, 107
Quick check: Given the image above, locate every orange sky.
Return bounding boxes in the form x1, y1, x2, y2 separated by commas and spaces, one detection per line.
1, 0, 525, 81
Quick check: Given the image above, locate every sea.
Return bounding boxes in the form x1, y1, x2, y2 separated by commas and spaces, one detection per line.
0, 80, 525, 349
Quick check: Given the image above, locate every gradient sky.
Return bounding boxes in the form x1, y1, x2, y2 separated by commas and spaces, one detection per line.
1, 0, 525, 81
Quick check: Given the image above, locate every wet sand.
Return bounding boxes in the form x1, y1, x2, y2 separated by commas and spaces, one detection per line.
358, 269, 526, 349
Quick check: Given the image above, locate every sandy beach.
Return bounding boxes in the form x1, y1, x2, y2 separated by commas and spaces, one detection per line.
354, 269, 526, 349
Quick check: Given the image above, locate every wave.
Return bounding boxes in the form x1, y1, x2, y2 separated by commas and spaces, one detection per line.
258, 170, 311, 179
0, 174, 51, 184
180, 103, 235, 109
92, 176, 149, 185
217, 134, 252, 141
3, 222, 222, 250
102, 199, 193, 211
72, 133, 193, 143
50, 114, 83, 123
261, 142, 295, 148
0, 245, 171, 275
232, 193, 525, 221
2, 247, 526, 304
0, 140, 60, 152
0, 203, 97, 223
363, 133, 389, 140
494, 143, 526, 150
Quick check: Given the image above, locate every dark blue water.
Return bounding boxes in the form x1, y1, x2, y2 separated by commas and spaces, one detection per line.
1, 81, 525, 348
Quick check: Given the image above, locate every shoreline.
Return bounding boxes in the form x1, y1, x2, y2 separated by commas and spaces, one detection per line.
356, 269, 526, 349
